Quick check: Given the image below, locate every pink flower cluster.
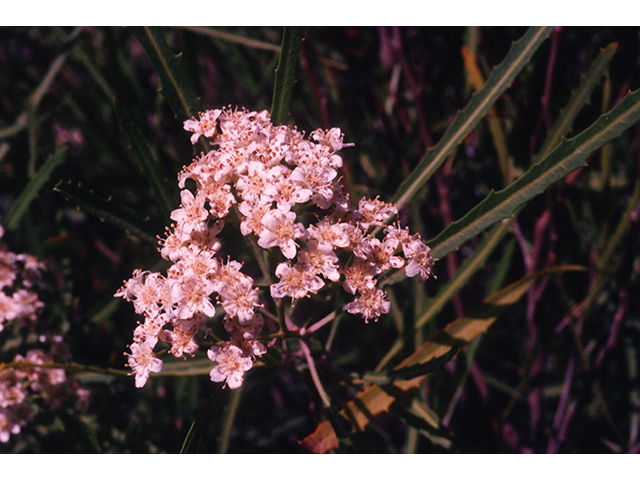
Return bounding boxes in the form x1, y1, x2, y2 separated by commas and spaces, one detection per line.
116, 107, 434, 389
0, 225, 45, 332
0, 226, 89, 443
0, 335, 90, 443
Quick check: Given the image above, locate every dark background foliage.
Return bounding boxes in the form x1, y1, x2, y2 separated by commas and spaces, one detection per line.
1, 26, 639, 453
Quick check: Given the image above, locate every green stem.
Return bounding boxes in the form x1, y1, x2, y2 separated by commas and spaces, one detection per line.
1, 360, 129, 377
270, 27, 302, 125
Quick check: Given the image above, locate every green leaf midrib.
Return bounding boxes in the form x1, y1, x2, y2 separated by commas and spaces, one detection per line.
428, 86, 640, 259
391, 26, 554, 210
141, 26, 194, 119
270, 27, 302, 126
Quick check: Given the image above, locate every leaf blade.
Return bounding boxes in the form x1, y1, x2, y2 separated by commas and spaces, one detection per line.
4, 148, 66, 230
534, 42, 619, 164
270, 27, 302, 126
429, 86, 640, 260
392, 26, 553, 209
180, 386, 230, 454
300, 265, 586, 453
54, 180, 158, 244
115, 101, 176, 218
126, 26, 200, 121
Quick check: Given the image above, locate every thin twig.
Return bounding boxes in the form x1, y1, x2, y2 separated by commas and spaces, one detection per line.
179, 26, 281, 52
300, 339, 331, 409
302, 311, 336, 336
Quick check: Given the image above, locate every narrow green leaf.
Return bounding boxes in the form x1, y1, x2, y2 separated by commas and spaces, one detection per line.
4, 148, 66, 230
180, 386, 230, 453
301, 265, 586, 453
180, 27, 281, 52
401, 265, 585, 371
392, 26, 553, 209
215, 387, 241, 453
429, 86, 640, 260
416, 219, 512, 329
462, 45, 512, 185
390, 399, 459, 451
156, 357, 213, 377
360, 345, 461, 384
591, 176, 640, 299
486, 237, 516, 295
115, 102, 176, 218
376, 220, 512, 371
1, 360, 128, 379
54, 180, 157, 244
270, 27, 302, 125
126, 27, 200, 121
69, 39, 116, 101
534, 42, 619, 163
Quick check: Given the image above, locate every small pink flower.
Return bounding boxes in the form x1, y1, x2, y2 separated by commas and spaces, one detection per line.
127, 337, 163, 388
208, 344, 253, 389
305, 219, 350, 253
345, 287, 390, 322
257, 209, 304, 259
173, 275, 216, 320
219, 279, 262, 324
270, 262, 325, 300
170, 190, 208, 235
356, 197, 398, 231
183, 109, 222, 144
403, 240, 435, 281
